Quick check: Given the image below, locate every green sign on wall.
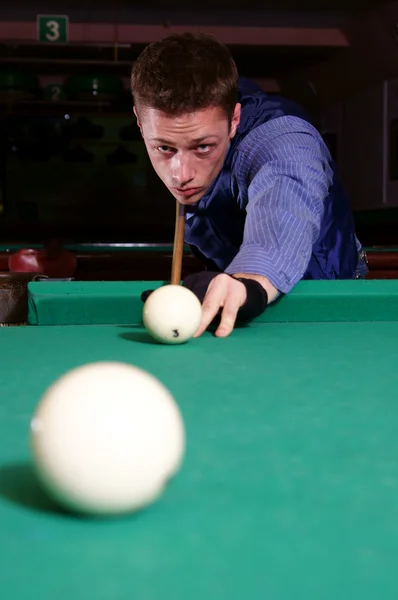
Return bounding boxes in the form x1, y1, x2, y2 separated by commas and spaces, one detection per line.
37, 15, 69, 43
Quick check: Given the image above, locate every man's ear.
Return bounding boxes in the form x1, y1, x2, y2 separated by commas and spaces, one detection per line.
133, 106, 141, 129
230, 103, 241, 139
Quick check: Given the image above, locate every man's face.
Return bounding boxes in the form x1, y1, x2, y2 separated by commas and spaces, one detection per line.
135, 104, 241, 205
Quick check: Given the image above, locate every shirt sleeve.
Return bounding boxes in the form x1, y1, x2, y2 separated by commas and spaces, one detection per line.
224, 116, 334, 294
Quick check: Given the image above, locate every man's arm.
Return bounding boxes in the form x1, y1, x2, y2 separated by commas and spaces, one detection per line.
192, 117, 334, 337
225, 116, 333, 294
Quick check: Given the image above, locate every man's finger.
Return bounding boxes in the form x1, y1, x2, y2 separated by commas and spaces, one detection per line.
193, 283, 224, 337
215, 298, 240, 338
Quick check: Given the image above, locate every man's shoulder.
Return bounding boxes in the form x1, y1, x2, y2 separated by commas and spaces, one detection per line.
235, 78, 322, 149
235, 115, 324, 158
238, 77, 311, 122
228, 115, 330, 184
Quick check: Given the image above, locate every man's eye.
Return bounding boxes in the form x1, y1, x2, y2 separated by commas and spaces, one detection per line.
197, 145, 210, 153
157, 146, 172, 153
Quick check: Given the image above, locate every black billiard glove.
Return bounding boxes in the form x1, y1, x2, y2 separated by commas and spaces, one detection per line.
183, 270, 268, 323
140, 272, 220, 304
139, 274, 212, 304
182, 270, 220, 302
141, 271, 268, 323
234, 276, 269, 322
141, 289, 154, 302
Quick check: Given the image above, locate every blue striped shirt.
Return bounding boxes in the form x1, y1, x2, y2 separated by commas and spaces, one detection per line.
185, 109, 364, 291
223, 115, 335, 293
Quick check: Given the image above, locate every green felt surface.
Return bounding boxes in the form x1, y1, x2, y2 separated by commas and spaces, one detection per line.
1, 319, 398, 598
27, 280, 156, 326
28, 279, 398, 326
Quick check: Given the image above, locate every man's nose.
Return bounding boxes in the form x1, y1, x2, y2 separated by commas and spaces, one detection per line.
171, 154, 195, 187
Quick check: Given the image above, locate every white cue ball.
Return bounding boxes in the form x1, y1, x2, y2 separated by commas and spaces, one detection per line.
30, 361, 185, 516
142, 284, 202, 344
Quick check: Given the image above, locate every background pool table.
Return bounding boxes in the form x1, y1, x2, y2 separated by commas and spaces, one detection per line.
0, 242, 202, 281
1, 242, 398, 280
1, 279, 398, 598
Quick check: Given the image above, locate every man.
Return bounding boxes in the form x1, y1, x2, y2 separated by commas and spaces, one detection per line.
131, 33, 367, 338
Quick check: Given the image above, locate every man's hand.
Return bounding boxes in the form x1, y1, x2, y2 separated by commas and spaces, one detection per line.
142, 270, 275, 338
193, 274, 247, 338
185, 271, 278, 338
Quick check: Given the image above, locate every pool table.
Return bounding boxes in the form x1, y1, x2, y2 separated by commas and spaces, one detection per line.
1, 279, 398, 598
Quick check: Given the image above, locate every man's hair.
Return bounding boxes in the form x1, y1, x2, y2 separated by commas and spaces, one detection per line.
131, 33, 239, 122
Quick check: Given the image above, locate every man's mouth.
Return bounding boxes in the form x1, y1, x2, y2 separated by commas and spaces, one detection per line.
172, 187, 202, 198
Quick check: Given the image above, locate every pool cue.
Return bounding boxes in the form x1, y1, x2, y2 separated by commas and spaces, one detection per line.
171, 200, 185, 285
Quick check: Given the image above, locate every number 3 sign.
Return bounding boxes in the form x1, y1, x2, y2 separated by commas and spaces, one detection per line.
37, 15, 69, 43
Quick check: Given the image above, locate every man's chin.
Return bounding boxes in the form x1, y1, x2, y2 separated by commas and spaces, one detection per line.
178, 197, 202, 206
171, 189, 206, 205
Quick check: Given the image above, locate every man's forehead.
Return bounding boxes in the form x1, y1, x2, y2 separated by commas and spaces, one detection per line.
140, 108, 228, 145
141, 105, 227, 126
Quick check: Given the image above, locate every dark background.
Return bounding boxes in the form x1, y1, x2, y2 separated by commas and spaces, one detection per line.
0, 0, 397, 245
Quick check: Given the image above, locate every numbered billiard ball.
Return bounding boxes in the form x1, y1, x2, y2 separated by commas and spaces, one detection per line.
142, 284, 202, 344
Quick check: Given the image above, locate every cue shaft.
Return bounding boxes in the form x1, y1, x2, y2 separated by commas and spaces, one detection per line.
171, 200, 186, 285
